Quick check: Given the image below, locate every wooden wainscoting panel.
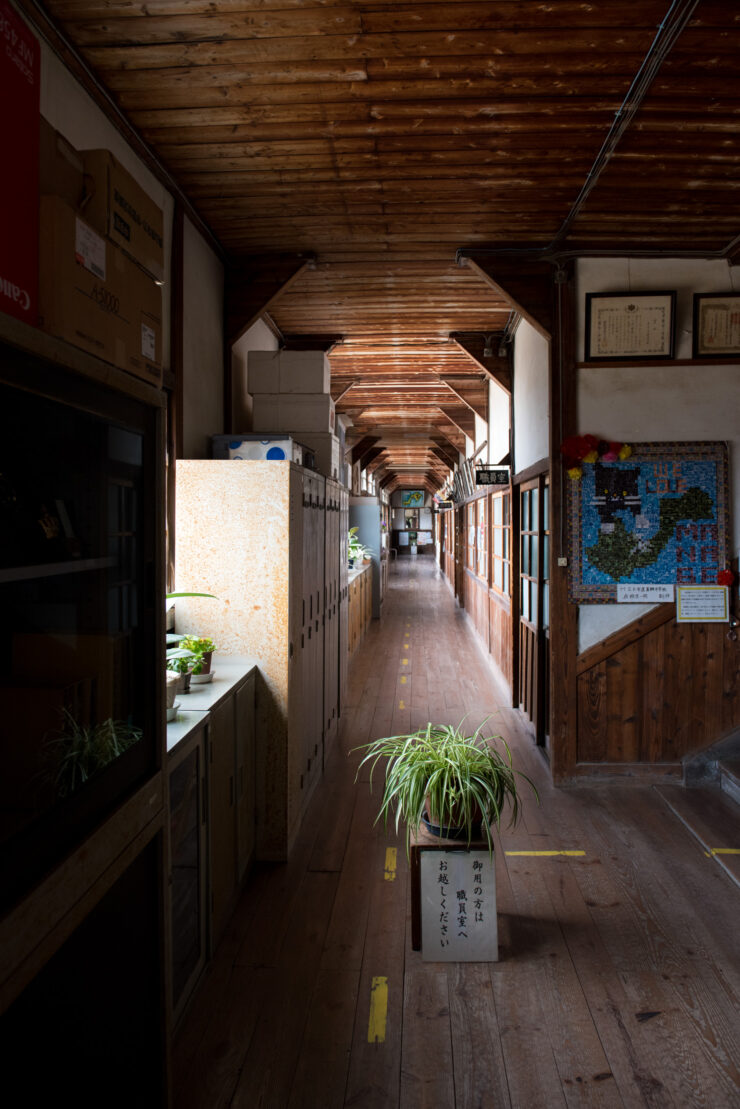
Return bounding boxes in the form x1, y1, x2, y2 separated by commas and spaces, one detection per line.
642, 623, 667, 764
488, 592, 513, 691
465, 572, 489, 653
576, 664, 607, 762
577, 615, 740, 766
723, 629, 740, 733
606, 642, 640, 762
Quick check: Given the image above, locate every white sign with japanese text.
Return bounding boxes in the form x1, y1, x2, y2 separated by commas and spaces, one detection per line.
616, 583, 674, 603
420, 849, 498, 962
676, 585, 730, 623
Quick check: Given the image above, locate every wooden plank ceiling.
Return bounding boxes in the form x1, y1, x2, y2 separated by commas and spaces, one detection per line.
33, 0, 740, 492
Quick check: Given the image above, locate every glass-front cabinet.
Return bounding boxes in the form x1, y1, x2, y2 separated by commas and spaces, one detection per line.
0, 334, 163, 910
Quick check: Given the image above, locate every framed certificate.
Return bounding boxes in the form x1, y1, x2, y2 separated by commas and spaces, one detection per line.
585, 291, 676, 361
692, 293, 740, 357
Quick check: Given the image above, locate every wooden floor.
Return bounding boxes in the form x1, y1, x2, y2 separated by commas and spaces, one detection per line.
173, 555, 740, 1108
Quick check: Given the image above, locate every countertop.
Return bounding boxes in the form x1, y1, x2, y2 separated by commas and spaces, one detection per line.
166, 654, 259, 754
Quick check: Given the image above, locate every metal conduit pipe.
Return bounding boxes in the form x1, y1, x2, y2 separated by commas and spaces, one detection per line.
456, 0, 712, 268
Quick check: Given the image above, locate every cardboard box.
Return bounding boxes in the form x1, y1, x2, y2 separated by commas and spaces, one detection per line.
81, 148, 164, 282
252, 392, 336, 434
0, 0, 39, 327
39, 116, 84, 207
248, 349, 331, 394
38, 196, 162, 386
122, 258, 163, 387
298, 432, 341, 481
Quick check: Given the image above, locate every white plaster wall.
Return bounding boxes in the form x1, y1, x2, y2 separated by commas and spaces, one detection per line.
38, 38, 174, 368
231, 319, 279, 431
513, 321, 550, 473
474, 412, 487, 453
576, 257, 740, 362
182, 217, 224, 458
488, 378, 510, 464
576, 257, 740, 651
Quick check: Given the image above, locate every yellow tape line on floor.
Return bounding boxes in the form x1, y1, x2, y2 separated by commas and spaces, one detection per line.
705, 848, 740, 856
505, 850, 586, 857
368, 977, 388, 1043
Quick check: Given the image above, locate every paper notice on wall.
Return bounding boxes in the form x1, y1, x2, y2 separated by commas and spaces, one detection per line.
616, 584, 674, 603
676, 586, 729, 623
75, 217, 106, 279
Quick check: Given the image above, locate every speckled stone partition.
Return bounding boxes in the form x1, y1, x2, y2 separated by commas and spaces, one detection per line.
175, 460, 303, 859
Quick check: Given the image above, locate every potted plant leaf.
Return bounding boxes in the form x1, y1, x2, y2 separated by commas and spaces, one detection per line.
354, 718, 537, 855
44, 711, 143, 798
348, 526, 372, 568
166, 637, 197, 694
180, 635, 217, 683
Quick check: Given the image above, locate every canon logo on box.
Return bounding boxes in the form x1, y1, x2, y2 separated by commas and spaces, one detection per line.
0, 277, 31, 313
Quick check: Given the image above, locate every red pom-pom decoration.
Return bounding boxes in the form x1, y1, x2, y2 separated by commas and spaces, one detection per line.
717, 569, 735, 586
560, 435, 630, 466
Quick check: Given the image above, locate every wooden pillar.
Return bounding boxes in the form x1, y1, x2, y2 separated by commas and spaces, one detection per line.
166, 202, 184, 592
548, 264, 578, 782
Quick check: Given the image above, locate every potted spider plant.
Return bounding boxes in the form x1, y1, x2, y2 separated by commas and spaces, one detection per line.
43, 711, 143, 798
354, 718, 537, 855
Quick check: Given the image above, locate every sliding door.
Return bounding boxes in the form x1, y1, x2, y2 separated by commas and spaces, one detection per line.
518, 476, 550, 748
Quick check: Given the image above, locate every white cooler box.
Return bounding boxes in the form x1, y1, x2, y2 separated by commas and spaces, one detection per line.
211, 434, 312, 464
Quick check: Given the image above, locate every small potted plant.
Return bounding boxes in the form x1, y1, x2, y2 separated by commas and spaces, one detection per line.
348, 526, 372, 568
166, 636, 197, 694
180, 635, 217, 683
354, 718, 537, 855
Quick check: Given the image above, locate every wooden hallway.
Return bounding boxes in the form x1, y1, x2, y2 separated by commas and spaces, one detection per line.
173, 555, 740, 1109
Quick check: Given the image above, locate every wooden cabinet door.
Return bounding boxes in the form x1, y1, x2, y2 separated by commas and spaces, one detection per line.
235, 674, 256, 883
208, 696, 237, 950
168, 725, 208, 1022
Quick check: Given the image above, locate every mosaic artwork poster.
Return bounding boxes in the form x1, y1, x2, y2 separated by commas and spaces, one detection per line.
568, 442, 729, 602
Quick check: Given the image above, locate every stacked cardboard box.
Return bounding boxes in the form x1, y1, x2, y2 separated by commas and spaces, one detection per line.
1, 1, 40, 327
248, 350, 342, 480
36, 119, 164, 386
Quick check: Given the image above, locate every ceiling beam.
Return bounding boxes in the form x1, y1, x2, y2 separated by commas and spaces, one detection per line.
360, 447, 384, 471
226, 253, 315, 345
281, 334, 343, 352
460, 256, 554, 339
333, 380, 359, 404
440, 376, 488, 421
431, 445, 456, 472
438, 406, 474, 441
433, 427, 465, 456
450, 336, 512, 395
350, 435, 380, 466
